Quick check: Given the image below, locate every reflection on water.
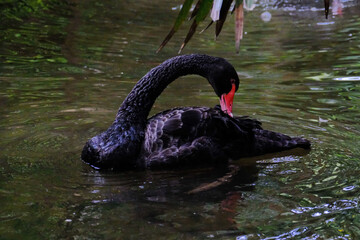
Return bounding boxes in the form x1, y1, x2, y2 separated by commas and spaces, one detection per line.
1, 0, 360, 239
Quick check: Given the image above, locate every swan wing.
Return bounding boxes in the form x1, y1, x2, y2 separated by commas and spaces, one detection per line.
141, 106, 257, 167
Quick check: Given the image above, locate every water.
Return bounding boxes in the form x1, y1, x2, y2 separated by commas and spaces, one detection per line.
1, 0, 360, 239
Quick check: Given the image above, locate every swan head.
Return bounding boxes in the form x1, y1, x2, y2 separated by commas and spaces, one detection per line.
206, 57, 239, 117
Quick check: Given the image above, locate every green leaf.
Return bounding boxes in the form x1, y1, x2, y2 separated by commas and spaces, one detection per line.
178, 0, 213, 53
157, 0, 193, 52
194, 0, 213, 23
179, 20, 198, 53
190, 0, 202, 20
174, 0, 194, 30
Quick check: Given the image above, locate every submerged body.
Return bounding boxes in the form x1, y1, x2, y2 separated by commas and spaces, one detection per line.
81, 54, 310, 170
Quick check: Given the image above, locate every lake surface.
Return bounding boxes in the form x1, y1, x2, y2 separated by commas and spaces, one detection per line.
1, 0, 359, 239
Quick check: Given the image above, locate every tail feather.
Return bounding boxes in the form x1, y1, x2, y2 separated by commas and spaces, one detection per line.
253, 129, 311, 155
225, 115, 311, 158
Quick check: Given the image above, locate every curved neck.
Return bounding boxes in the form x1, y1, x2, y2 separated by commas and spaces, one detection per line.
116, 54, 216, 123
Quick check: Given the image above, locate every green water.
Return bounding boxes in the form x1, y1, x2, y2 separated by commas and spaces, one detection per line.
1, 0, 360, 239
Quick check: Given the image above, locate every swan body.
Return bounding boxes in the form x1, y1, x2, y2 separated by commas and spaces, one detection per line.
81, 54, 310, 170
141, 105, 309, 168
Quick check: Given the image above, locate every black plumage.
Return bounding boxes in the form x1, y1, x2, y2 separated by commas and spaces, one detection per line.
81, 54, 310, 170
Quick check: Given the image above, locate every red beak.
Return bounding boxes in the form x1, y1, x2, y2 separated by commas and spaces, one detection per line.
220, 82, 236, 117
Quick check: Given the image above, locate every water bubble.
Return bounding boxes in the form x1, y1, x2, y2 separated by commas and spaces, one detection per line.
343, 185, 355, 191
261, 12, 272, 22
317, 22, 335, 25
312, 212, 322, 217
334, 76, 360, 81
236, 236, 248, 240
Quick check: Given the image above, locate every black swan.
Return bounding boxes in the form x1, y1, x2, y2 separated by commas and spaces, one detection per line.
81, 54, 310, 170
